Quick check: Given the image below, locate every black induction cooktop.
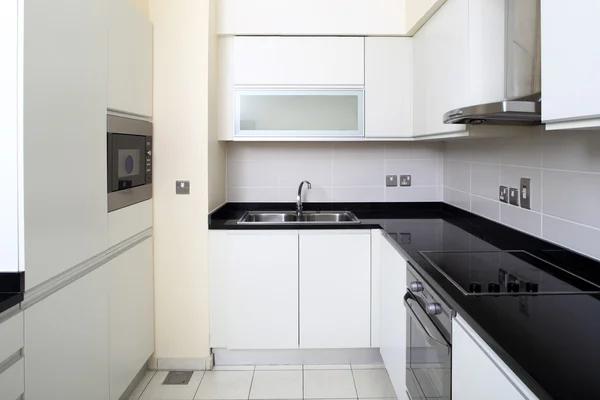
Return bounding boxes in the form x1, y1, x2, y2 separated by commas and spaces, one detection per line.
419, 250, 600, 296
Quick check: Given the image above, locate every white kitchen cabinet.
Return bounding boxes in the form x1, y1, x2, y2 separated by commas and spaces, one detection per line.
541, 0, 600, 130
227, 230, 299, 349
108, 0, 153, 117
109, 239, 154, 400
379, 232, 408, 400
233, 37, 364, 86
235, 89, 364, 138
25, 266, 110, 400
0, 358, 24, 400
365, 38, 413, 139
299, 230, 371, 349
24, 0, 108, 288
412, 0, 506, 138
453, 316, 538, 400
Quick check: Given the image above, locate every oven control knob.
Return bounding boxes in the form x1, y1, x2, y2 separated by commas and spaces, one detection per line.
146, 150, 152, 157
410, 281, 424, 292
426, 303, 442, 316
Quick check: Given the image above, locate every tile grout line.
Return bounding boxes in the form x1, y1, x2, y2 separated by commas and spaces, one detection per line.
349, 364, 359, 400
191, 369, 206, 400
247, 366, 256, 400
135, 370, 156, 400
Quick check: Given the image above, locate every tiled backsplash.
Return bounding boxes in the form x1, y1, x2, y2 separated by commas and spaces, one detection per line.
226, 142, 443, 203
443, 126, 600, 260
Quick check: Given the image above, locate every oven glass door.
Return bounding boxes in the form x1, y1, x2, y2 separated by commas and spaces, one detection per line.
108, 133, 147, 192
405, 292, 452, 400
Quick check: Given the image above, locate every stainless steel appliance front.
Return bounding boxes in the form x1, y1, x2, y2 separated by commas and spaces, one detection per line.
405, 264, 453, 400
107, 115, 153, 212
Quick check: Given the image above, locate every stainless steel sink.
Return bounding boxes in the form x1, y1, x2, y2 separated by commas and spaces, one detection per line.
237, 211, 360, 224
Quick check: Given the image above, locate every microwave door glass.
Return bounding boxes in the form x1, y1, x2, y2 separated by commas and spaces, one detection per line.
117, 149, 141, 190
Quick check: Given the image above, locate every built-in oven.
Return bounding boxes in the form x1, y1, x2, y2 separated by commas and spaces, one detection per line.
405, 264, 453, 400
107, 115, 153, 212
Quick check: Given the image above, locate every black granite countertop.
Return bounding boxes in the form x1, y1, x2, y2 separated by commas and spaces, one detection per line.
0, 272, 24, 315
210, 202, 600, 400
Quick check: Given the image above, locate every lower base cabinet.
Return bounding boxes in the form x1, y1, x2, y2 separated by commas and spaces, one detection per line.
109, 238, 154, 400
25, 266, 110, 400
379, 231, 408, 399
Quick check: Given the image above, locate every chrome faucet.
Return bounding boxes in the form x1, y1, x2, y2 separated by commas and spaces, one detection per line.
297, 181, 312, 215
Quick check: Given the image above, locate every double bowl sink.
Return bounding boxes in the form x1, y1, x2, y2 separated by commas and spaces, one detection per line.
237, 210, 361, 225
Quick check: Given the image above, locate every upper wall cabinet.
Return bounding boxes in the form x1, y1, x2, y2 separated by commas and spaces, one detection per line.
412, 0, 506, 138
234, 37, 364, 86
365, 37, 413, 139
218, 0, 407, 35
541, 0, 600, 130
108, 0, 153, 117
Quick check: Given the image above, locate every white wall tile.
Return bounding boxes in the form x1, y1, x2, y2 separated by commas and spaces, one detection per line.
278, 159, 333, 186
443, 160, 470, 192
499, 132, 543, 168
471, 162, 500, 200
385, 159, 440, 186
543, 216, 600, 261
227, 187, 280, 202
542, 170, 600, 228
278, 186, 333, 202
542, 130, 600, 172
471, 195, 500, 221
500, 204, 541, 237
410, 142, 443, 160
332, 187, 385, 202
385, 186, 440, 202
227, 160, 279, 186
333, 142, 385, 159
385, 143, 411, 159
443, 187, 470, 211
333, 159, 384, 186
470, 138, 502, 164
444, 141, 471, 161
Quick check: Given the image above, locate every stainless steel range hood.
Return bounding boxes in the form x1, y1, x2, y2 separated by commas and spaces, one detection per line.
444, 0, 541, 126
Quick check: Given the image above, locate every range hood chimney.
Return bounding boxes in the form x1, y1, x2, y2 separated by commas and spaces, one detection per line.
444, 0, 541, 126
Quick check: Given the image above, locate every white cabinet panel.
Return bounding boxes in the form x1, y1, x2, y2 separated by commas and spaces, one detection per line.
299, 230, 371, 349
25, 267, 110, 400
227, 231, 299, 349
541, 0, 600, 128
234, 37, 364, 86
0, 0, 19, 272
107, 199, 153, 247
209, 230, 228, 348
365, 37, 413, 139
453, 316, 537, 400
23, 0, 108, 288
0, 358, 24, 400
109, 239, 154, 400
0, 313, 23, 364
379, 233, 407, 399
413, 0, 469, 137
108, 0, 153, 117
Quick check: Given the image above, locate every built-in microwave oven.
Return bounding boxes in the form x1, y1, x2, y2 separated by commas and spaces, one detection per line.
107, 115, 153, 212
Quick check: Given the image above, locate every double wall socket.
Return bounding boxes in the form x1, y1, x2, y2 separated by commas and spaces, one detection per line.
400, 175, 411, 187
386, 175, 398, 187
509, 188, 519, 206
499, 186, 508, 203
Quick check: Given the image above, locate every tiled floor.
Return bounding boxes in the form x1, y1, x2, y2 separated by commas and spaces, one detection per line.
131, 364, 397, 400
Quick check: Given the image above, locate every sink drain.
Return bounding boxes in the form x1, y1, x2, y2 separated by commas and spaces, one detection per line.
163, 371, 193, 385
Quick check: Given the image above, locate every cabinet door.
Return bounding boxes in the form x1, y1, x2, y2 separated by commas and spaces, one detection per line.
234, 37, 364, 85
299, 230, 371, 349
541, 0, 600, 128
365, 37, 413, 138
109, 239, 154, 400
453, 316, 535, 400
25, 267, 110, 400
108, 0, 153, 117
413, 0, 468, 137
24, 0, 108, 288
227, 230, 299, 349
379, 234, 407, 399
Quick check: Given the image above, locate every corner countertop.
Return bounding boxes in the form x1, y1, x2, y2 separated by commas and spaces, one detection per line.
0, 272, 25, 315
210, 202, 600, 400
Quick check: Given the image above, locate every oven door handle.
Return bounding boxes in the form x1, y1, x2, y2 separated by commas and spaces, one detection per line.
404, 292, 450, 349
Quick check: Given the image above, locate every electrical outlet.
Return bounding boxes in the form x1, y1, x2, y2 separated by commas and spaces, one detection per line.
499, 186, 508, 203
520, 177, 531, 209
176, 180, 190, 195
386, 175, 398, 187
509, 187, 519, 206
400, 233, 412, 244
400, 175, 411, 187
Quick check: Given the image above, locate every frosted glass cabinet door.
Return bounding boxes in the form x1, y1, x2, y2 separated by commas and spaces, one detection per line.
235, 90, 364, 137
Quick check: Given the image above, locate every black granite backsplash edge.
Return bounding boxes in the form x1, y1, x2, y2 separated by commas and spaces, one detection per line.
0, 271, 25, 293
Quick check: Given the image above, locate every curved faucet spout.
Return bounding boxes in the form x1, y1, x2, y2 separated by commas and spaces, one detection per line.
297, 181, 312, 214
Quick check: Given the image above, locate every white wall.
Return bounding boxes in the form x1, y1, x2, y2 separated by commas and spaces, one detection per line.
227, 142, 443, 202
443, 126, 600, 261
405, 0, 440, 33
150, 0, 214, 363
129, 0, 149, 17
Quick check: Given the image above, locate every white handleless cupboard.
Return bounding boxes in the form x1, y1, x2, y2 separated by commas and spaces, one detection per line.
299, 230, 371, 349
379, 232, 408, 400
227, 230, 299, 349
453, 316, 538, 400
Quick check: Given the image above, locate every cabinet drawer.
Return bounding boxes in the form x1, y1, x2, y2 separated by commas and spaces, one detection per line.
0, 358, 24, 400
234, 37, 364, 86
0, 313, 23, 363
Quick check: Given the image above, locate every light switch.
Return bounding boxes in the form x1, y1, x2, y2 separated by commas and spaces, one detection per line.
520, 177, 531, 209
509, 187, 519, 206
386, 175, 398, 187
499, 186, 508, 203
176, 180, 190, 195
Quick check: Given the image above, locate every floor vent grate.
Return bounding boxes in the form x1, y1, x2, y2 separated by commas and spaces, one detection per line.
163, 371, 193, 385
